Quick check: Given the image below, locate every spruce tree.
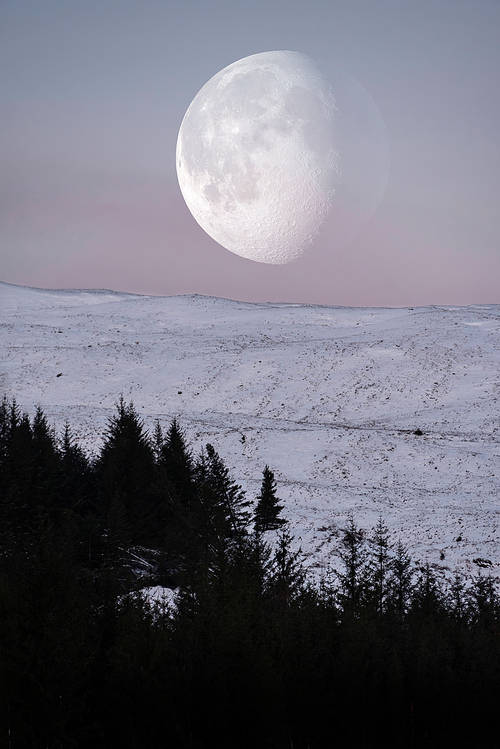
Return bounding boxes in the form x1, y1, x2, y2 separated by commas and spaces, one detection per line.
196, 443, 251, 541
388, 539, 413, 619
152, 420, 164, 464
159, 418, 194, 503
366, 516, 391, 614
411, 563, 443, 618
154, 419, 197, 579
254, 465, 286, 533
187, 444, 251, 587
449, 572, 467, 623
8, 398, 21, 436
337, 514, 367, 617
31, 406, 61, 512
95, 397, 155, 545
268, 527, 305, 607
468, 573, 498, 627
3, 410, 35, 547
61, 422, 88, 476
247, 530, 272, 597
60, 423, 91, 509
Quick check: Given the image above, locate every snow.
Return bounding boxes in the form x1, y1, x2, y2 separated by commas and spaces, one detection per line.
1, 281, 498, 578
141, 586, 178, 614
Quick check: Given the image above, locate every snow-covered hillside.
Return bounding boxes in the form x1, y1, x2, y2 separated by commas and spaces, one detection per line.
1, 281, 498, 577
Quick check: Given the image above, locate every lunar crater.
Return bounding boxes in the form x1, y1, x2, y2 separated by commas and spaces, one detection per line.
176, 50, 343, 264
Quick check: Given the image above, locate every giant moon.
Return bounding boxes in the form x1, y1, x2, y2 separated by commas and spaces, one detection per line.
176, 51, 341, 264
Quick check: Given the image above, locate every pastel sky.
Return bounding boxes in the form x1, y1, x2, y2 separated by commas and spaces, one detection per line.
1, 0, 499, 305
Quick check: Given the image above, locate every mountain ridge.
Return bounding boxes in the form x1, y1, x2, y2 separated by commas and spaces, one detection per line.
3, 280, 497, 311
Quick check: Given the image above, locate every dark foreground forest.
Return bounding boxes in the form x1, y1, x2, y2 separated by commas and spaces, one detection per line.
0, 397, 498, 748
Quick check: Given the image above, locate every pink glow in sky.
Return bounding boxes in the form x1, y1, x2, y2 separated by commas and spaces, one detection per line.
1, 0, 499, 305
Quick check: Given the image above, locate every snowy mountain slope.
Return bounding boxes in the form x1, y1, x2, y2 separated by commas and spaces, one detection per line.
1, 281, 498, 577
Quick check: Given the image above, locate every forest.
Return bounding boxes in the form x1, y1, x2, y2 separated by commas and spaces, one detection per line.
0, 396, 498, 748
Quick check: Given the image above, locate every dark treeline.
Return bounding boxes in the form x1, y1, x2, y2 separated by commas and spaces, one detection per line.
0, 396, 498, 748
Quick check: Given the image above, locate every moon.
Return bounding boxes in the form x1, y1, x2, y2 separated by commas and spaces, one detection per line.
176, 51, 341, 264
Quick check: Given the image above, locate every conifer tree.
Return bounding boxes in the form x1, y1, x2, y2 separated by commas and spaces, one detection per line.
411, 563, 443, 618
8, 398, 21, 436
186, 444, 251, 587
468, 573, 498, 627
366, 516, 391, 614
152, 420, 164, 465
159, 418, 194, 502
4, 410, 35, 546
388, 539, 413, 619
268, 527, 305, 607
250, 529, 272, 596
337, 514, 367, 616
254, 465, 286, 533
95, 397, 155, 544
448, 572, 467, 622
31, 406, 61, 511
31, 406, 57, 459
196, 443, 251, 541
154, 419, 198, 578
60, 423, 91, 510
61, 422, 88, 474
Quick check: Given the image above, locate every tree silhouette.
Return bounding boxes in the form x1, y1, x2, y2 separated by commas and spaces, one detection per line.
268, 527, 304, 608
95, 397, 155, 544
337, 514, 367, 616
254, 465, 286, 533
388, 539, 413, 619
366, 516, 391, 614
159, 418, 195, 506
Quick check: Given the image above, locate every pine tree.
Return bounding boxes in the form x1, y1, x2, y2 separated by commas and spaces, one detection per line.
468, 573, 498, 627
268, 527, 305, 607
252, 529, 273, 595
1, 405, 61, 549
185, 444, 251, 588
337, 514, 367, 617
243, 530, 272, 598
154, 419, 198, 579
31, 406, 61, 512
449, 572, 467, 622
159, 418, 194, 503
411, 563, 443, 618
31, 406, 57, 458
61, 422, 88, 474
152, 420, 164, 464
95, 397, 155, 544
254, 465, 286, 533
196, 443, 251, 541
3, 410, 35, 548
60, 423, 91, 509
8, 398, 21, 436
388, 539, 413, 619
366, 516, 391, 614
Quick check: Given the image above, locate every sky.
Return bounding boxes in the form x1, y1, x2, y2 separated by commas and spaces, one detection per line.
1, 0, 499, 306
